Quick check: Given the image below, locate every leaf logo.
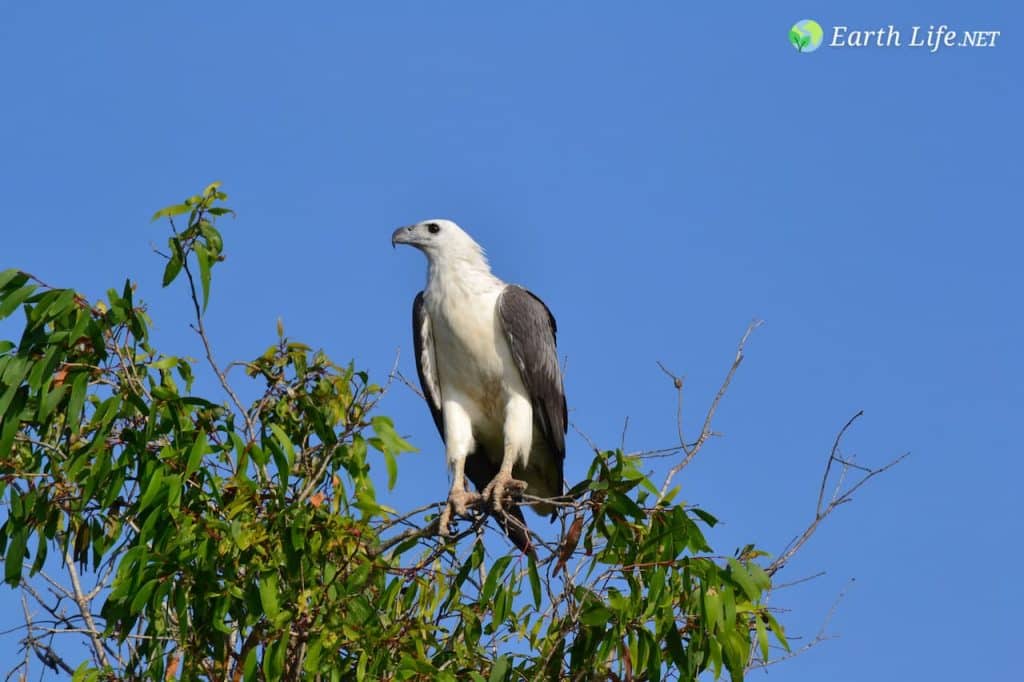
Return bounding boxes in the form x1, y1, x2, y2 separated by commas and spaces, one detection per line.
790, 19, 824, 53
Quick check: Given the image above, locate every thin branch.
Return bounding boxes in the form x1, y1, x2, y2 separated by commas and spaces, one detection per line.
394, 369, 426, 401
770, 571, 826, 591
64, 548, 109, 668
170, 217, 255, 443
658, 320, 761, 501
749, 579, 854, 671
370, 518, 442, 559
769, 414, 908, 576
816, 411, 863, 514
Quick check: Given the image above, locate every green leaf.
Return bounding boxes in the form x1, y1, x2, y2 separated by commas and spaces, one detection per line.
243, 647, 258, 681
370, 416, 417, 455
664, 622, 687, 672
4, 528, 27, 585
487, 655, 510, 682
150, 203, 191, 222
703, 588, 722, 634
259, 572, 281, 620
263, 637, 286, 680
161, 255, 183, 287
691, 507, 718, 527
766, 612, 791, 652
608, 490, 644, 520
71, 661, 98, 682
527, 554, 542, 609
303, 637, 323, 673
39, 384, 68, 422
0, 269, 28, 292
708, 636, 723, 679
579, 605, 612, 627
195, 243, 212, 312
383, 449, 398, 490
66, 371, 88, 422
727, 558, 761, 601
492, 585, 509, 625
452, 540, 484, 594
748, 561, 771, 593
138, 468, 166, 513
129, 578, 157, 615
482, 555, 512, 603
0, 284, 37, 320
719, 627, 749, 680
0, 367, 27, 418
185, 432, 208, 478
640, 628, 661, 682
268, 424, 296, 470
756, 613, 770, 662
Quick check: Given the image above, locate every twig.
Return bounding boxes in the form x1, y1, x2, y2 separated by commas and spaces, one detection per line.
64, 548, 109, 668
770, 571, 826, 591
170, 217, 255, 443
394, 369, 426, 401
658, 320, 761, 501
748, 578, 854, 671
370, 518, 443, 558
768, 414, 908, 576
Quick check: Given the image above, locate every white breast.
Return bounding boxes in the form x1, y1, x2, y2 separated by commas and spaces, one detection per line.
426, 284, 523, 445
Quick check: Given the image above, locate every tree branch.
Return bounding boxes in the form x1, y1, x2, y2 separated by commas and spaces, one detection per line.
170, 217, 255, 443
64, 548, 109, 669
768, 413, 908, 576
658, 320, 761, 501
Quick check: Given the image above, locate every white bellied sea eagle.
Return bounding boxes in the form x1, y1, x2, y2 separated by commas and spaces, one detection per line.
392, 219, 566, 553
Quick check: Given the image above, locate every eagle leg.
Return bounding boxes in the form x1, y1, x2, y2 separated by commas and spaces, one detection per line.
481, 470, 528, 514
438, 487, 482, 536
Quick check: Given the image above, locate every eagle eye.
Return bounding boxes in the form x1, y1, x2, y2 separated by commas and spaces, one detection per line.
427, 222, 441, 234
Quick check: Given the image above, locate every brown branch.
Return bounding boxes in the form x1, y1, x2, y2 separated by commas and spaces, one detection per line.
371, 517, 443, 559
768, 414, 908, 576
658, 320, 761, 501
394, 369, 426, 401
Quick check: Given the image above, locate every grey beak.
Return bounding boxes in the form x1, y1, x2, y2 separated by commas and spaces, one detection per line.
391, 225, 414, 249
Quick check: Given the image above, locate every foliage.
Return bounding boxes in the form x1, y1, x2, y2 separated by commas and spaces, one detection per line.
1, 184, 806, 680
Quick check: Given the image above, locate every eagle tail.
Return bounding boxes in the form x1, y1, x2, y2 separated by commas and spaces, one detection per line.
496, 505, 535, 557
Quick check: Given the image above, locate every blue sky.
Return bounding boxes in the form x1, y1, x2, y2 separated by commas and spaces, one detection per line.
1, 1, 1021, 679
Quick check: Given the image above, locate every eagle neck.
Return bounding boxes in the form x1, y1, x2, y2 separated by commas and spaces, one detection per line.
425, 253, 503, 303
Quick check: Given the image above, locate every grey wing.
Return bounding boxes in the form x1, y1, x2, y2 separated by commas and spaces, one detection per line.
498, 285, 567, 481
412, 292, 444, 439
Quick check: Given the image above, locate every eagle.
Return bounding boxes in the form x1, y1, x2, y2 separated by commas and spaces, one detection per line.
392, 219, 567, 553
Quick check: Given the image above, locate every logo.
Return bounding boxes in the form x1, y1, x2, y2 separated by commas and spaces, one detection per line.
789, 19, 1001, 53
790, 19, 824, 53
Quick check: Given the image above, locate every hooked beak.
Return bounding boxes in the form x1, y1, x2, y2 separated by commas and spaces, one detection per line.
391, 225, 416, 249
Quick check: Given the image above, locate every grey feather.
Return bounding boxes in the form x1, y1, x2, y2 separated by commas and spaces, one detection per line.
412, 291, 444, 437
498, 285, 567, 496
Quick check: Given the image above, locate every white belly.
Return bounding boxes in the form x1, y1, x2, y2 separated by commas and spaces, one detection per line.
427, 288, 522, 446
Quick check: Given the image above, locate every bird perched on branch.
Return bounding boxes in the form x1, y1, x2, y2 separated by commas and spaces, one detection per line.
392, 219, 567, 553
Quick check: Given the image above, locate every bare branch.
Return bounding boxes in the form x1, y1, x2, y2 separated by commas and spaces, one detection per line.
749, 579, 854, 671
394, 369, 426, 401
769, 414, 908, 576
64, 549, 109, 668
658, 320, 762, 501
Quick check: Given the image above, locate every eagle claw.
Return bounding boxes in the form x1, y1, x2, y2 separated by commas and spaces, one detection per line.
438, 489, 482, 536
482, 473, 528, 514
